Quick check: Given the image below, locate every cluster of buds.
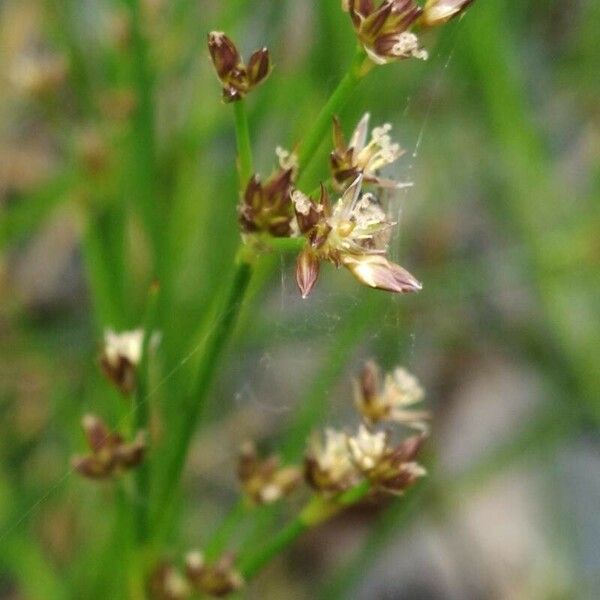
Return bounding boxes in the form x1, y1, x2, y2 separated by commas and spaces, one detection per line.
237, 441, 301, 505
293, 175, 421, 298
150, 552, 244, 599
305, 362, 427, 496
343, 0, 474, 64
207, 31, 271, 102
354, 360, 429, 430
72, 415, 146, 480
238, 166, 295, 237
184, 551, 244, 597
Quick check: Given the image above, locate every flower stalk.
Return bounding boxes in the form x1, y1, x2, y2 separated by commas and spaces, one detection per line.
296, 46, 371, 187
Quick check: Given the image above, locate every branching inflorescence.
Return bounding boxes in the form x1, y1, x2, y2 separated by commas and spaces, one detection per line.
71, 1, 475, 597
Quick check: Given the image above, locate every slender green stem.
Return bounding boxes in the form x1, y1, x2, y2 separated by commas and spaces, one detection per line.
125, 0, 162, 273
239, 482, 370, 580
233, 101, 254, 188
297, 47, 369, 187
132, 282, 161, 546
205, 499, 250, 560
239, 517, 307, 579
152, 260, 253, 535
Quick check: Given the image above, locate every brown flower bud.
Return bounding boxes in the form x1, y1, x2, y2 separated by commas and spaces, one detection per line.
296, 248, 320, 299
237, 442, 301, 505
239, 168, 294, 236
72, 414, 146, 480
185, 551, 244, 597
342, 254, 422, 294
346, 0, 427, 64
207, 32, 272, 103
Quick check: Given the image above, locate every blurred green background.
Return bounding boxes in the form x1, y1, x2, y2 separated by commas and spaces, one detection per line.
1, 0, 599, 598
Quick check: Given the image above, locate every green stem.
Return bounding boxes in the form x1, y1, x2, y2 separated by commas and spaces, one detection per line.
296, 47, 369, 187
133, 282, 161, 546
205, 499, 249, 560
239, 482, 370, 580
125, 0, 162, 273
152, 259, 253, 535
233, 101, 254, 188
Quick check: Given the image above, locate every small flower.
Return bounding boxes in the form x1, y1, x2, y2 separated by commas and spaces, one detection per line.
72, 414, 146, 480
347, 424, 427, 494
207, 31, 271, 102
237, 441, 301, 505
239, 167, 295, 237
292, 176, 421, 297
354, 361, 429, 430
100, 328, 144, 395
420, 0, 475, 27
345, 0, 428, 65
347, 424, 388, 471
304, 428, 360, 493
185, 551, 244, 598
331, 113, 411, 189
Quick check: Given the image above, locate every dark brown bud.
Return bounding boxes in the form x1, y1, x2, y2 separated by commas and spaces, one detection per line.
72, 414, 146, 480
296, 248, 320, 299
207, 31, 272, 103
207, 32, 242, 80
246, 48, 271, 87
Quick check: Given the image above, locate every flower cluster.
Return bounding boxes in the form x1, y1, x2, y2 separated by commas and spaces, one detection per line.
305, 362, 427, 496
150, 552, 243, 599
342, 0, 474, 64
354, 360, 429, 430
293, 174, 421, 298
238, 166, 295, 237
207, 32, 271, 102
237, 441, 301, 505
72, 414, 146, 480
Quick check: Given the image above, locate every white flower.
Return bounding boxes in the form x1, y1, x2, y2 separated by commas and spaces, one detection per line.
103, 329, 144, 367
347, 425, 388, 471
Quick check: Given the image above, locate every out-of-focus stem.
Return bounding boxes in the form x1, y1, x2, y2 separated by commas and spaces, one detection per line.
239, 482, 371, 580
133, 282, 160, 547
152, 259, 253, 536
297, 47, 370, 188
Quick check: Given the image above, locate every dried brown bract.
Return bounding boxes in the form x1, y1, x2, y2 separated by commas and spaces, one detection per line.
344, 0, 427, 64
72, 414, 146, 480
207, 31, 272, 103
237, 441, 301, 505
